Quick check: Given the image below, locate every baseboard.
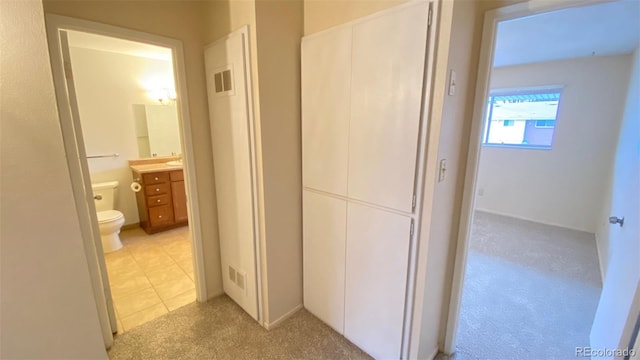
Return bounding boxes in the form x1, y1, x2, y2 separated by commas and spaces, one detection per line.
264, 304, 303, 330
122, 223, 140, 231
593, 233, 607, 283
474, 208, 592, 234
427, 347, 439, 360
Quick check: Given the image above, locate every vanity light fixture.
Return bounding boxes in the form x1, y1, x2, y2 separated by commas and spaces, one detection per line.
148, 88, 177, 104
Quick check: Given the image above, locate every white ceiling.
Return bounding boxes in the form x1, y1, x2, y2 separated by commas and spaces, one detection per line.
67, 31, 172, 61
494, 0, 640, 67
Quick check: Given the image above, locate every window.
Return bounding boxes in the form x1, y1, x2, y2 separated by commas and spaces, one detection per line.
482, 90, 561, 149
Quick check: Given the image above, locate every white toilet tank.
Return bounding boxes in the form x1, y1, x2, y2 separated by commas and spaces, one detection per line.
91, 181, 119, 212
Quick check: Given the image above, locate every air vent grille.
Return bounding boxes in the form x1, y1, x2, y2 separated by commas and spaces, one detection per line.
227, 265, 246, 293
214, 69, 233, 93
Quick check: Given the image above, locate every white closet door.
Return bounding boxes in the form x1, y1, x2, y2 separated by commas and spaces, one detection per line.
344, 202, 412, 359
302, 26, 352, 196
348, 3, 429, 212
205, 29, 259, 320
303, 190, 347, 333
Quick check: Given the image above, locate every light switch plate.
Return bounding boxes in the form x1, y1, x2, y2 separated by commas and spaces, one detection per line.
448, 70, 456, 96
439, 159, 447, 182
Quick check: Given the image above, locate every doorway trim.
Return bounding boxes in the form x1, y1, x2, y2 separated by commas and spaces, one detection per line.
45, 15, 207, 346
442, 0, 613, 354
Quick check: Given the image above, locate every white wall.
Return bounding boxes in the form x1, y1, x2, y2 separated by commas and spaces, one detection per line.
69, 46, 174, 225
476, 55, 632, 232
596, 48, 639, 280
0, 1, 106, 358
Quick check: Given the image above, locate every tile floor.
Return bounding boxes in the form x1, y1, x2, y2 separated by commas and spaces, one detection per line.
104, 226, 195, 333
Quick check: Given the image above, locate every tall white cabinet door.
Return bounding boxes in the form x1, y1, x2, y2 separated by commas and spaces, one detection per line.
303, 190, 347, 333
344, 203, 412, 359
348, 3, 429, 212
302, 26, 352, 196
205, 29, 259, 320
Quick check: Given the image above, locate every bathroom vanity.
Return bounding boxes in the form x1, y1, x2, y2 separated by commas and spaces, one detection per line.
130, 159, 188, 234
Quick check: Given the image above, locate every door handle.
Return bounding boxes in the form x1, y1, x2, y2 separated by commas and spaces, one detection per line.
609, 216, 624, 227
94, 195, 102, 200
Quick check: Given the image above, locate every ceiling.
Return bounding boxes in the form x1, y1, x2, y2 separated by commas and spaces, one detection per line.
67, 31, 172, 61
494, 0, 640, 67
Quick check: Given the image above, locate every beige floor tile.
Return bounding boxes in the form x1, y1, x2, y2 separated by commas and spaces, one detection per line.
153, 274, 195, 301
176, 259, 194, 278
105, 251, 138, 271
145, 264, 189, 287
135, 253, 176, 273
163, 242, 191, 258
163, 288, 196, 311
107, 258, 146, 279
120, 303, 168, 331
110, 273, 152, 300
114, 287, 163, 317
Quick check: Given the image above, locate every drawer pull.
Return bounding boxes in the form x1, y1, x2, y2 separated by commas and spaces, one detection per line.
157, 199, 161, 203
154, 177, 159, 181
158, 215, 163, 219
156, 188, 160, 192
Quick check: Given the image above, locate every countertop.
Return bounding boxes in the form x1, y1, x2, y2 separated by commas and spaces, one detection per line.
130, 163, 183, 174
129, 157, 184, 174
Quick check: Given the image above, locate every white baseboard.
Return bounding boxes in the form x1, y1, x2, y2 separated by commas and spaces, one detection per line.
264, 303, 303, 330
427, 347, 439, 360
474, 208, 592, 234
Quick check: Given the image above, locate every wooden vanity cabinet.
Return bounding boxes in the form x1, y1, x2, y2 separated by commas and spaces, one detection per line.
134, 169, 188, 234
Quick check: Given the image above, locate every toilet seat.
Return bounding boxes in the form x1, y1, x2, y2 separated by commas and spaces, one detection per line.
98, 210, 124, 223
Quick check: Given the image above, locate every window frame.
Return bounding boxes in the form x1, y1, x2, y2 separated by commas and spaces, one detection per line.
482, 86, 563, 150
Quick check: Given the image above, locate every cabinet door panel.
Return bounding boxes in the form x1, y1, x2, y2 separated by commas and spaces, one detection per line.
302, 26, 352, 196
345, 202, 411, 359
171, 180, 188, 223
205, 29, 259, 320
303, 190, 347, 333
149, 205, 174, 227
348, 3, 429, 212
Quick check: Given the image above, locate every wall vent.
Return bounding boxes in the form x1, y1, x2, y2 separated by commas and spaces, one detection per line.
228, 265, 236, 283
236, 272, 245, 291
214, 69, 233, 93
227, 265, 246, 293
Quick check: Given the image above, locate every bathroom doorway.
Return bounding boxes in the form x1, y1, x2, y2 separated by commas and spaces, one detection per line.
45, 16, 207, 345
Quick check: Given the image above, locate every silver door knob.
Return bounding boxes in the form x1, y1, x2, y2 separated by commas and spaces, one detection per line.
609, 216, 624, 227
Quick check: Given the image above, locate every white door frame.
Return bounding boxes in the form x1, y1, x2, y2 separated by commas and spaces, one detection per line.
45, 15, 208, 346
442, 0, 614, 354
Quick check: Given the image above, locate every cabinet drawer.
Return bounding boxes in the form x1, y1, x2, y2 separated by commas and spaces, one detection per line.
149, 205, 173, 227
147, 194, 170, 207
170, 170, 184, 182
145, 183, 170, 196
143, 172, 169, 185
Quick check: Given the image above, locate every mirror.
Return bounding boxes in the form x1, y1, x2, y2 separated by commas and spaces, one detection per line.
133, 103, 182, 158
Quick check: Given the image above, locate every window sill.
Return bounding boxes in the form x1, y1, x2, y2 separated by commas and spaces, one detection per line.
482, 143, 553, 150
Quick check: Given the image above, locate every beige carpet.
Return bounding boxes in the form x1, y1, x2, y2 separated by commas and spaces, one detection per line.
107, 295, 371, 360
453, 211, 602, 360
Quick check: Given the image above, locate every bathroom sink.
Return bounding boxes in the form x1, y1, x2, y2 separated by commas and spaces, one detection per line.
166, 160, 183, 166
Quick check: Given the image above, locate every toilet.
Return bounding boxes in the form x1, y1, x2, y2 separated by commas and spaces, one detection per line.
91, 181, 125, 253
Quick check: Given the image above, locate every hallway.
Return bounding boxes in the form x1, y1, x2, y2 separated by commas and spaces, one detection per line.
108, 295, 371, 359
